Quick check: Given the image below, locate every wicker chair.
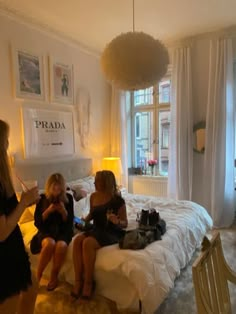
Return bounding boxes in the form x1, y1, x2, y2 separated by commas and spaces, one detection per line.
192, 232, 236, 314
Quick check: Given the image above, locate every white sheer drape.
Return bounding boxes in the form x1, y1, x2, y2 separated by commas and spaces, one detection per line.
110, 84, 129, 188
203, 38, 235, 227
168, 47, 193, 200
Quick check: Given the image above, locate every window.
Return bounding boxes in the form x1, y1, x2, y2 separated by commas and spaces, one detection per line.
130, 79, 171, 176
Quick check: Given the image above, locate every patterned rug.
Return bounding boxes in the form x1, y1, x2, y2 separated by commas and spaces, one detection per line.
34, 225, 236, 314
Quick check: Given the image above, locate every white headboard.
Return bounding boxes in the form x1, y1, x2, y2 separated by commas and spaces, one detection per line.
13, 158, 93, 191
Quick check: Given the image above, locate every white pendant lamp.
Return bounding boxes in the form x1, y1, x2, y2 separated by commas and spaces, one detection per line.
101, 0, 169, 91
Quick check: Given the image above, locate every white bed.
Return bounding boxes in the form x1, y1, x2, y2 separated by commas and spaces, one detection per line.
20, 192, 212, 314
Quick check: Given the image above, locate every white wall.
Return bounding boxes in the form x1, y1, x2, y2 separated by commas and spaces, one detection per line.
0, 13, 111, 172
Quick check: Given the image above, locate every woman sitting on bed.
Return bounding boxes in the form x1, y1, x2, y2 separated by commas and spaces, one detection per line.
71, 170, 128, 302
31, 173, 74, 291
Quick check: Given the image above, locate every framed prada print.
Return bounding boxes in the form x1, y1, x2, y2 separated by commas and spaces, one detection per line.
21, 107, 75, 158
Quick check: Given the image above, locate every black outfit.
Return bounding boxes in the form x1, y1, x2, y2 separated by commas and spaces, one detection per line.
0, 190, 32, 303
87, 195, 126, 246
30, 193, 74, 254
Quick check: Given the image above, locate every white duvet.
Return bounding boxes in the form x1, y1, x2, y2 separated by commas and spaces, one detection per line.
20, 193, 212, 314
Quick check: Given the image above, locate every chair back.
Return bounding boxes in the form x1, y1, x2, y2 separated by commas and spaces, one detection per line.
192, 232, 236, 314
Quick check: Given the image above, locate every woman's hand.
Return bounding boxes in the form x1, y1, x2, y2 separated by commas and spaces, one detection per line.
56, 202, 68, 221
56, 202, 65, 213
42, 203, 56, 221
48, 203, 56, 213
20, 187, 40, 208
108, 213, 119, 225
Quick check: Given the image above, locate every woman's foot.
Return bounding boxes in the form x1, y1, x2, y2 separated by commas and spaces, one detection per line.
70, 281, 83, 300
78, 281, 96, 304
37, 271, 42, 283
47, 277, 58, 291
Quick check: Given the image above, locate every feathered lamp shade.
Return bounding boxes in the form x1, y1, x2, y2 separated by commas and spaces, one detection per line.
101, 31, 169, 91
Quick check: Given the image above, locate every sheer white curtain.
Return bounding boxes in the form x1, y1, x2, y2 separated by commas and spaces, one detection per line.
110, 84, 129, 188
168, 46, 193, 200
204, 38, 235, 227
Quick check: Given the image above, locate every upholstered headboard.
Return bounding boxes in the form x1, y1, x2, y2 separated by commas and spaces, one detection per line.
13, 158, 93, 191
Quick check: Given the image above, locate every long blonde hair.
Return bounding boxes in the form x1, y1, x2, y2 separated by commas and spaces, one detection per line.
96, 170, 118, 196
0, 120, 14, 197
45, 173, 68, 203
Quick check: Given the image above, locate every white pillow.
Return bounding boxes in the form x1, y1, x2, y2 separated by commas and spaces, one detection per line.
67, 176, 95, 194
74, 194, 91, 218
19, 204, 36, 224
15, 192, 33, 224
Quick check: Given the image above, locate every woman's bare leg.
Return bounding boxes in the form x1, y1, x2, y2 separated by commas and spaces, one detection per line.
81, 236, 100, 297
0, 294, 19, 314
37, 237, 55, 281
71, 233, 86, 295
17, 272, 38, 314
48, 240, 68, 289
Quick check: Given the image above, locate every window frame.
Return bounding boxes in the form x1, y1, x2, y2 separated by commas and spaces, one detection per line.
130, 78, 171, 174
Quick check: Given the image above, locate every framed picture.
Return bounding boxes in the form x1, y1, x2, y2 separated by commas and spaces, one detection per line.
21, 107, 75, 158
49, 57, 74, 105
12, 46, 45, 101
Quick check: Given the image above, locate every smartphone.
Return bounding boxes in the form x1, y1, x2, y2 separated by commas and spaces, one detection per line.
74, 216, 85, 226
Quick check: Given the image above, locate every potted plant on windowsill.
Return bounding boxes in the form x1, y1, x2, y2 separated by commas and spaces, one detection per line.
148, 159, 158, 176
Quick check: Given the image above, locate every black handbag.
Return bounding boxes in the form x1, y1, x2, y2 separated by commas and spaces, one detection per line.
138, 208, 166, 238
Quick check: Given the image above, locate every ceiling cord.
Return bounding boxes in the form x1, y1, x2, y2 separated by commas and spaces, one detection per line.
133, 0, 135, 32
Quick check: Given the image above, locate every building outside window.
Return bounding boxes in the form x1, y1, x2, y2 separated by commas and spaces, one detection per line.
129, 79, 171, 176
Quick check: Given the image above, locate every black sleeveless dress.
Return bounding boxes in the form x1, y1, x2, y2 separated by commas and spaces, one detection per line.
30, 193, 74, 254
87, 195, 126, 246
0, 191, 32, 303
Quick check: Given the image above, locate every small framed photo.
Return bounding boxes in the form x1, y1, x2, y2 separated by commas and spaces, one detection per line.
49, 57, 74, 105
12, 46, 45, 101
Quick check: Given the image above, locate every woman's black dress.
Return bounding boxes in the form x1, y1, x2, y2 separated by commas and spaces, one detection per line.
30, 193, 74, 254
87, 195, 126, 246
0, 191, 32, 303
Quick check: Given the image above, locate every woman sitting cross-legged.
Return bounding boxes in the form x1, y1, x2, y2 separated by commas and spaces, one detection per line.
31, 173, 74, 291
71, 170, 128, 302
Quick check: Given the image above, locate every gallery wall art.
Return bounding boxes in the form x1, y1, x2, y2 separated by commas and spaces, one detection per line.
12, 46, 45, 101
49, 57, 74, 105
21, 107, 75, 158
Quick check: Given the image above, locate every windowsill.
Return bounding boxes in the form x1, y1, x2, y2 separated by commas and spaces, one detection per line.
129, 174, 168, 180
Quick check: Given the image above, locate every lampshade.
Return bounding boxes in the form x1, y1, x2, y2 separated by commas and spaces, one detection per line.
102, 157, 123, 183
101, 31, 169, 90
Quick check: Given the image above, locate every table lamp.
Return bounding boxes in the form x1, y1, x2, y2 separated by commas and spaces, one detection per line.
102, 157, 123, 186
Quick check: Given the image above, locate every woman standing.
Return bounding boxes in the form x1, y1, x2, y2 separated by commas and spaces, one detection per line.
0, 120, 39, 314
31, 173, 74, 291
71, 170, 128, 302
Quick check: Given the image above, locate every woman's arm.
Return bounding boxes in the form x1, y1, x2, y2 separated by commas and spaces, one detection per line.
34, 196, 54, 228
0, 188, 39, 242
64, 194, 74, 225
42, 204, 55, 221
117, 204, 128, 228
83, 194, 94, 223
108, 204, 128, 228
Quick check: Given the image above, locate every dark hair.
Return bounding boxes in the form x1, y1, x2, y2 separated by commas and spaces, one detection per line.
45, 173, 68, 203
95, 170, 118, 196
0, 120, 14, 197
